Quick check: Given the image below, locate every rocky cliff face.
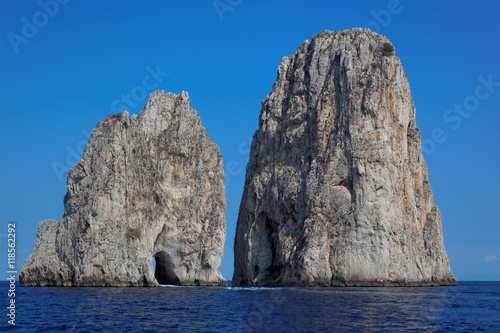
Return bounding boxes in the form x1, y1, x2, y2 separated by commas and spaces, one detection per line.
233, 29, 456, 286
21, 91, 227, 286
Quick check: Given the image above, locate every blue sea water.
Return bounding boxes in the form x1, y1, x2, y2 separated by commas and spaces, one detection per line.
2, 281, 499, 332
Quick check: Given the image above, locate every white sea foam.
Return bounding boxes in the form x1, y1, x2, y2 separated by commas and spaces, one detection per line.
225, 286, 285, 291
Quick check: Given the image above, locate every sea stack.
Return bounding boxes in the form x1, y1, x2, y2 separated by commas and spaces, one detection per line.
233, 28, 456, 286
20, 91, 227, 286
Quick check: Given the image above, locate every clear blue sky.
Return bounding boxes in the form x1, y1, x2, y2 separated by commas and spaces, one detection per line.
1, 0, 499, 281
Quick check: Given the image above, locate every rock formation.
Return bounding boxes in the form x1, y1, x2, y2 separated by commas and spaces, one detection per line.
233, 28, 456, 286
21, 91, 227, 286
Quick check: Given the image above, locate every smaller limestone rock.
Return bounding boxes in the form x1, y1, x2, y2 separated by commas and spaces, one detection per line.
20, 91, 227, 287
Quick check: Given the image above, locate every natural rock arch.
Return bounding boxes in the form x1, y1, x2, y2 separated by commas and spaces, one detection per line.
153, 251, 180, 285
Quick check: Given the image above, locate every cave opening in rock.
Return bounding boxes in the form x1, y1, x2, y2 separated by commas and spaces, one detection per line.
253, 215, 282, 283
152, 251, 180, 285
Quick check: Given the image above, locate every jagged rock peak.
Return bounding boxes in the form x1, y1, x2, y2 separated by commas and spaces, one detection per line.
233, 28, 456, 287
21, 91, 227, 287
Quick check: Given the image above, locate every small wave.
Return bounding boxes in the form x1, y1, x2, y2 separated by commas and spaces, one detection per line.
159, 284, 180, 288
226, 286, 285, 291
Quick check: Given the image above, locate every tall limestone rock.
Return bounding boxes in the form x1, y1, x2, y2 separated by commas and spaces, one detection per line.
233, 29, 456, 286
20, 91, 227, 286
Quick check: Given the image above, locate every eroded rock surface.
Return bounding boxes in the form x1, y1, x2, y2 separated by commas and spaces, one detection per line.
21, 91, 227, 286
233, 28, 456, 286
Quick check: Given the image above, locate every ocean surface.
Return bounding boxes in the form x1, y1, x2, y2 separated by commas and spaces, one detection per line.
2, 281, 499, 332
